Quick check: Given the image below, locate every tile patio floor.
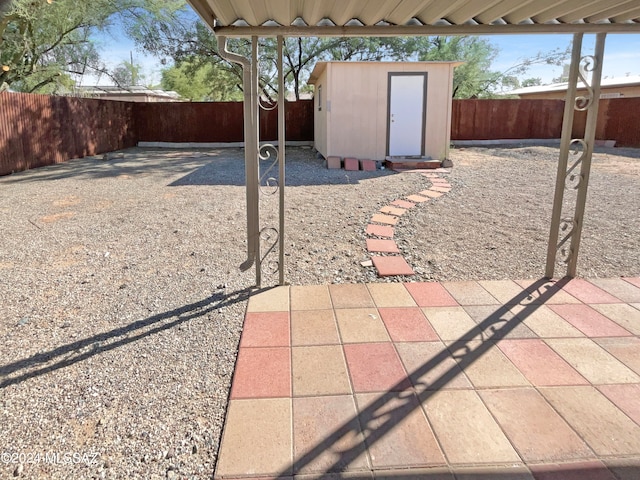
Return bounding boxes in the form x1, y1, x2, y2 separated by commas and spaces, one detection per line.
215, 277, 640, 479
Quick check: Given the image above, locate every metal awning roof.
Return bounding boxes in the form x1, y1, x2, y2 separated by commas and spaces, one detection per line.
186, 0, 640, 36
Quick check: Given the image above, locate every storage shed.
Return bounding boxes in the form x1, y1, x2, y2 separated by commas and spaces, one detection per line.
308, 61, 460, 163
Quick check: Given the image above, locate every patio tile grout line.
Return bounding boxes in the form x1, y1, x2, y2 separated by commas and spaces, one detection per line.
438, 296, 607, 471
219, 279, 640, 478
288, 286, 295, 476
594, 385, 640, 429
373, 285, 453, 470
330, 288, 376, 473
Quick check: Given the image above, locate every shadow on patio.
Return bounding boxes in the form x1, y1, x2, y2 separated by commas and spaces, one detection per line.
216, 277, 640, 479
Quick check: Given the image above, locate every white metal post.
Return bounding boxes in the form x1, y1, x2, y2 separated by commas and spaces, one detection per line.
546, 33, 584, 278
216, 36, 258, 279
250, 36, 261, 287
566, 33, 606, 277
277, 35, 286, 286
545, 32, 607, 278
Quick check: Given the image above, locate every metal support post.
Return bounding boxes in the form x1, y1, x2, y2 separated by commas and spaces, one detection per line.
218, 36, 260, 286
545, 33, 606, 278
566, 33, 606, 277
217, 35, 285, 287
277, 35, 286, 286
250, 36, 261, 287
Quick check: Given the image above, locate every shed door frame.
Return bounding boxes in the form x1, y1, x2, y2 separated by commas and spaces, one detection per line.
386, 72, 428, 157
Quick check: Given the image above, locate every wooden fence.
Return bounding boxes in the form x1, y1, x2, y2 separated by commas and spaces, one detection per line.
451, 99, 565, 140
135, 100, 313, 143
1, 92, 639, 176
452, 97, 640, 147
573, 97, 640, 148
0, 92, 136, 175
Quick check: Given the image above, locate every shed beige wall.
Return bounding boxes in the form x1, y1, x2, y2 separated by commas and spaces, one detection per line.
313, 65, 329, 157
516, 85, 640, 100
313, 62, 456, 161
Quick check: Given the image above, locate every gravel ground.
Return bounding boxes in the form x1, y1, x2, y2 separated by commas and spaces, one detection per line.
0, 144, 638, 479
396, 144, 640, 281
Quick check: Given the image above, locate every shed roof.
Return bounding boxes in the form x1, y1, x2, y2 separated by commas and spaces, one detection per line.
186, 0, 640, 36
307, 60, 463, 85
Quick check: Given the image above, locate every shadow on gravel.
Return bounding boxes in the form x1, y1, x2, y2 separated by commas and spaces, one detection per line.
169, 157, 397, 187
0, 286, 260, 389
1, 149, 223, 183
2, 147, 401, 186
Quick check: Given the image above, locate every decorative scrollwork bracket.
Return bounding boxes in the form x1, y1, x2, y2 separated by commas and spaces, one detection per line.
545, 33, 606, 279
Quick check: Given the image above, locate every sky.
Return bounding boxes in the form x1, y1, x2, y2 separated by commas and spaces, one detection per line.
87, 20, 640, 89
489, 33, 640, 84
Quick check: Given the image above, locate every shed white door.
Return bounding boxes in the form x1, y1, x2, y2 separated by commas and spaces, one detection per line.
388, 73, 426, 157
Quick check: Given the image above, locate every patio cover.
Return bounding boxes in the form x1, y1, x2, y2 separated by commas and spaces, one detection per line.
184, 0, 640, 286
187, 0, 640, 35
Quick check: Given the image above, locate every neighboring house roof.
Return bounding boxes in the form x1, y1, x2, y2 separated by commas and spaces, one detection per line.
508, 75, 640, 96
73, 85, 182, 101
186, 0, 640, 35
285, 92, 313, 101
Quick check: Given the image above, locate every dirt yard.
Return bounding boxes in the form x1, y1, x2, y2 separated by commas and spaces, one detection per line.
0, 144, 638, 479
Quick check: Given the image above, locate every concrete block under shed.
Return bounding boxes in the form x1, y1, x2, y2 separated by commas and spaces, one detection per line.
360, 159, 376, 171
344, 157, 359, 171
327, 156, 342, 169
384, 158, 442, 170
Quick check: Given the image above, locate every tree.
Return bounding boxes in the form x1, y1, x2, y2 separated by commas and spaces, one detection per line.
123, 2, 570, 100
499, 75, 543, 91
1, 0, 138, 92
111, 59, 144, 86
553, 64, 571, 83
412, 36, 498, 97
160, 59, 242, 101
123, 7, 422, 100
522, 77, 543, 87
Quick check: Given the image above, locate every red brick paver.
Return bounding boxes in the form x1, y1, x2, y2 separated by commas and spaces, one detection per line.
371, 256, 415, 276
344, 342, 411, 392
366, 238, 400, 253
371, 213, 398, 225
230, 347, 291, 399
378, 307, 439, 342
562, 278, 622, 304
391, 199, 416, 209
419, 190, 444, 198
406, 194, 430, 203
380, 205, 407, 216
365, 224, 394, 238
344, 157, 359, 171
549, 304, 633, 337
240, 312, 290, 347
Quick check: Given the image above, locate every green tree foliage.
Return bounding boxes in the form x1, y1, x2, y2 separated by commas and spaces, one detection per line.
522, 77, 543, 87
111, 59, 144, 86
0, 0, 137, 92
123, 6, 433, 100
160, 59, 242, 101
412, 36, 498, 97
